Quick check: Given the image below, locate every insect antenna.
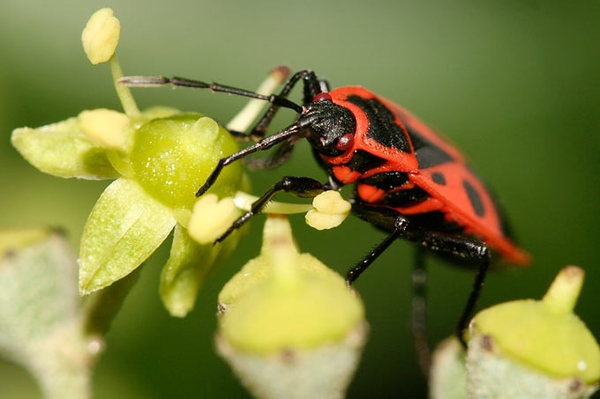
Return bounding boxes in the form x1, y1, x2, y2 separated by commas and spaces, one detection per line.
119, 75, 303, 113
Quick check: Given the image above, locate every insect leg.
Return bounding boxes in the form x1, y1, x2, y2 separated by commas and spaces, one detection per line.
196, 124, 302, 196
455, 246, 490, 346
213, 176, 326, 243
346, 214, 409, 284
120, 75, 303, 116
348, 202, 490, 347
407, 228, 490, 347
244, 138, 297, 170
248, 70, 321, 140
412, 246, 431, 374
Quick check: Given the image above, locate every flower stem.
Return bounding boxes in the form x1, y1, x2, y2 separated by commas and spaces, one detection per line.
110, 55, 140, 117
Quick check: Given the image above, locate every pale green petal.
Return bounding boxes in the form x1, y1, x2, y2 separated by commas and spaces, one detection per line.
160, 223, 240, 317
12, 117, 119, 180
79, 178, 176, 295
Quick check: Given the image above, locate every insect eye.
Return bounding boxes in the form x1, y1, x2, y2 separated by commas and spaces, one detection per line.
336, 133, 354, 151
313, 92, 332, 102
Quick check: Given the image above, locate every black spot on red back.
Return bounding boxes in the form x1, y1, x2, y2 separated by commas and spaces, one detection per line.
462, 179, 485, 217
431, 172, 446, 185
408, 128, 455, 169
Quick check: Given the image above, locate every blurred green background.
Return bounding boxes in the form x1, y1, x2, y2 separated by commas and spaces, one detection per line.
1, 1, 599, 397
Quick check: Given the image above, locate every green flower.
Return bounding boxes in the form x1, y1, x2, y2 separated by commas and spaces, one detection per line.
469, 266, 600, 391
216, 215, 367, 399
11, 8, 245, 317
10, 8, 353, 318
429, 266, 600, 399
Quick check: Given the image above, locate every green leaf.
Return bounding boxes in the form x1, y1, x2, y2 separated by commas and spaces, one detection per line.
79, 177, 176, 295
12, 117, 119, 180
0, 229, 93, 399
160, 223, 239, 317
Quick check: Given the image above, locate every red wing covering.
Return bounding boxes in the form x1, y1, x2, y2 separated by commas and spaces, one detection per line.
410, 164, 530, 265
381, 97, 531, 266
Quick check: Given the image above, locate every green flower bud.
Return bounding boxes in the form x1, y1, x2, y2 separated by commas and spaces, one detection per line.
81, 8, 120, 65
305, 190, 351, 230
465, 266, 600, 398
216, 215, 367, 399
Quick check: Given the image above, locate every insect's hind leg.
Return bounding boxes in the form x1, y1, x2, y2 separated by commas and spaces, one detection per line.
412, 246, 431, 374
411, 243, 490, 374
406, 227, 491, 347
411, 244, 490, 372
347, 203, 491, 349
454, 244, 490, 346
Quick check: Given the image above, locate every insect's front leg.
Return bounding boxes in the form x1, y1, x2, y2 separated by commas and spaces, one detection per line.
196, 125, 303, 196
213, 176, 326, 243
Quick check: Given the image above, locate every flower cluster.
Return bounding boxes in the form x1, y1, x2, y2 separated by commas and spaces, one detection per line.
11, 8, 351, 317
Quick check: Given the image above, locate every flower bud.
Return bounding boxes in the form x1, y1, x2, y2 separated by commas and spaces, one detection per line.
465, 266, 600, 398
82, 8, 120, 65
305, 190, 351, 230
216, 216, 367, 399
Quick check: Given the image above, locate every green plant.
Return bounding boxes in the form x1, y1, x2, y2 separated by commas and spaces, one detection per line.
3, 8, 599, 399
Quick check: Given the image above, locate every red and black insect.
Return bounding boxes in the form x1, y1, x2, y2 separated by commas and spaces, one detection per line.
122, 70, 530, 367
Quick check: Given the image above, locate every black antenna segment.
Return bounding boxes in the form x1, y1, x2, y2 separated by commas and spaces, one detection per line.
119, 75, 303, 114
